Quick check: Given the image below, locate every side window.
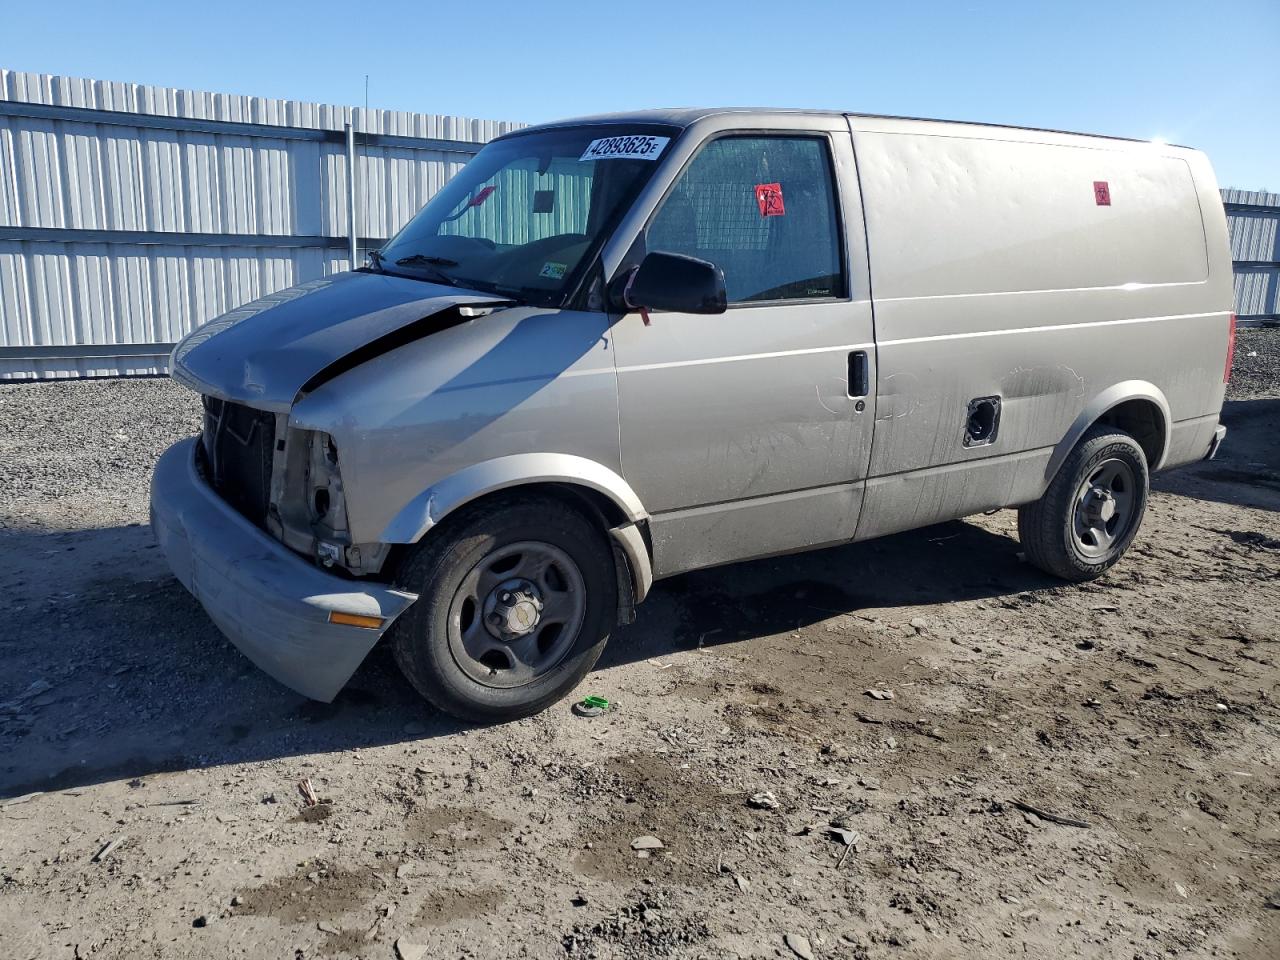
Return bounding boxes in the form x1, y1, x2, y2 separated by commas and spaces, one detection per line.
646, 136, 844, 303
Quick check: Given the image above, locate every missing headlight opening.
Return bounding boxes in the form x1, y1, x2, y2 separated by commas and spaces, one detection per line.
255, 426, 394, 578
307, 431, 347, 531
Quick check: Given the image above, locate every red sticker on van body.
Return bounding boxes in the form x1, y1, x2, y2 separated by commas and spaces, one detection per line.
1093, 181, 1111, 206
755, 182, 785, 217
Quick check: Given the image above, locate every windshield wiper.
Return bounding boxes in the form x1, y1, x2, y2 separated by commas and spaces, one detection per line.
389, 253, 465, 288
396, 254, 459, 268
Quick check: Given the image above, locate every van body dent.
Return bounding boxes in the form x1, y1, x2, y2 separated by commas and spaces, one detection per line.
151, 108, 1233, 720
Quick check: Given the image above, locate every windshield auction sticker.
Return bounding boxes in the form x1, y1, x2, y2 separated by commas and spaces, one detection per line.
579, 135, 670, 162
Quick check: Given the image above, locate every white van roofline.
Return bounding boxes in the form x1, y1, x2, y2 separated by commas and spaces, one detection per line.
503, 107, 1191, 151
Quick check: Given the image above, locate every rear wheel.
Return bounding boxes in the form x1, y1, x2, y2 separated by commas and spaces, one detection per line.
1017, 426, 1150, 582
390, 494, 616, 723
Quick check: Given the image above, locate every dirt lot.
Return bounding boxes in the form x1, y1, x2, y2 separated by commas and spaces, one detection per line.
1, 329, 1277, 960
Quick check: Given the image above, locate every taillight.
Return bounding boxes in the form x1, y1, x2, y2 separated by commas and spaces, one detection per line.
1224, 313, 1236, 383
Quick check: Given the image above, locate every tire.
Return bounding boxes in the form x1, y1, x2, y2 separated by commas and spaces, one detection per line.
1017, 426, 1150, 582
389, 493, 616, 723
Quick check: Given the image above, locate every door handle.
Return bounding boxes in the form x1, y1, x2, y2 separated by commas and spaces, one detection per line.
848, 351, 869, 398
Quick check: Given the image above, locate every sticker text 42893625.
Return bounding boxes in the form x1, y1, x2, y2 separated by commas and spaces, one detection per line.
579, 135, 671, 162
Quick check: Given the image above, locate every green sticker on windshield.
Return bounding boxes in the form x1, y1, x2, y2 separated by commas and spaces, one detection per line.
538, 261, 567, 280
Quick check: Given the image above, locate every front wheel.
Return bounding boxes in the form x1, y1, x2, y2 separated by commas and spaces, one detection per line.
1018, 426, 1150, 582
390, 494, 616, 723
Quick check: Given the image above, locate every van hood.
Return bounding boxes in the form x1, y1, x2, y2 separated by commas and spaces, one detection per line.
170, 271, 509, 412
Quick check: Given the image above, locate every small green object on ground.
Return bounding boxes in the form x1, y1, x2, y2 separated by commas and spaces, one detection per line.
572, 695, 611, 717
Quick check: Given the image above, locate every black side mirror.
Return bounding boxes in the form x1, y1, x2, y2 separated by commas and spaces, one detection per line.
617, 251, 727, 315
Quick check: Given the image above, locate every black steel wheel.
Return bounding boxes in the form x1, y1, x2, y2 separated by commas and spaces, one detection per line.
445, 540, 588, 689
1018, 426, 1150, 582
1070, 458, 1138, 560
390, 493, 616, 723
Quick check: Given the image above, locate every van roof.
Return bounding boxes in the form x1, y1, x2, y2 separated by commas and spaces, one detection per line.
505, 107, 1179, 148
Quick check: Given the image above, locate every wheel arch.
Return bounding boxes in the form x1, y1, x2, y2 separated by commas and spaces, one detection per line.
379, 454, 647, 543
378, 454, 653, 614
1045, 381, 1171, 485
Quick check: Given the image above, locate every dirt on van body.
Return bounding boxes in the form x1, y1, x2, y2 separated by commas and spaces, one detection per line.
1, 328, 1277, 960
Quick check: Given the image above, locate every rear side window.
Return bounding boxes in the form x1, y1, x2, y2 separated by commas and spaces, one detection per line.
646, 136, 844, 304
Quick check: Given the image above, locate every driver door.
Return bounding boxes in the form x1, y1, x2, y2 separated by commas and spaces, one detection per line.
608, 125, 876, 576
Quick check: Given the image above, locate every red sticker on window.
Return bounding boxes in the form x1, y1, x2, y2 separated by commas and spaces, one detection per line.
468, 185, 497, 208
755, 182, 785, 217
1093, 181, 1111, 206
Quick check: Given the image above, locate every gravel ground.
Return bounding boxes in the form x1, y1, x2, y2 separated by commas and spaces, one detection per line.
0, 378, 201, 532
1229, 326, 1280, 401
0, 332, 1276, 960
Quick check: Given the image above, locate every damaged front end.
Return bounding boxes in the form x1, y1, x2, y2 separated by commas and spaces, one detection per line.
151, 437, 417, 702
152, 271, 516, 698
269, 424, 391, 577
195, 396, 390, 578
173, 271, 512, 578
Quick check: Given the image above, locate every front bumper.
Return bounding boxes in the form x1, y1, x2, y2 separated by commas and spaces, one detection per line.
150, 438, 417, 701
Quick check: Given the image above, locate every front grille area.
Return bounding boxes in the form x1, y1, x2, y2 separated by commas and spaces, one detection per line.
199, 396, 276, 528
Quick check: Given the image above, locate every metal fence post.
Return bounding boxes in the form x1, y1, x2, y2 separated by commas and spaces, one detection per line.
346, 121, 358, 268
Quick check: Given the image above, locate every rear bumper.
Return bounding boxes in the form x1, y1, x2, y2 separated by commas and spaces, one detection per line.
150, 438, 417, 701
1205, 424, 1227, 461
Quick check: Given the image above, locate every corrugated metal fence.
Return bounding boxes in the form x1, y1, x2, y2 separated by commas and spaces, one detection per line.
1222, 189, 1280, 325
0, 70, 523, 379
1, 71, 1275, 379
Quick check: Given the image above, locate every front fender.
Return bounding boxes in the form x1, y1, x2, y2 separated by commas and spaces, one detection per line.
1045, 379, 1172, 483
378, 453, 648, 544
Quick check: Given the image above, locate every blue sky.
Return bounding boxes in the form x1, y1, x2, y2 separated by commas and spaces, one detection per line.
3, 0, 1276, 189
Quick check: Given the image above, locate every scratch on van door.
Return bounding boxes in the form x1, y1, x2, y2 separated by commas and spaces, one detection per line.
740, 450, 772, 498
1002, 365, 1086, 401
1060, 365, 1086, 398
875, 372, 924, 421
815, 385, 840, 416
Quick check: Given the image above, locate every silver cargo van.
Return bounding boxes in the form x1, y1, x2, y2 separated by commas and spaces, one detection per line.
151, 108, 1235, 721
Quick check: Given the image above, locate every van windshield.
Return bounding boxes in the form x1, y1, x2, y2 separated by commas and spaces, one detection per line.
376, 124, 678, 307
